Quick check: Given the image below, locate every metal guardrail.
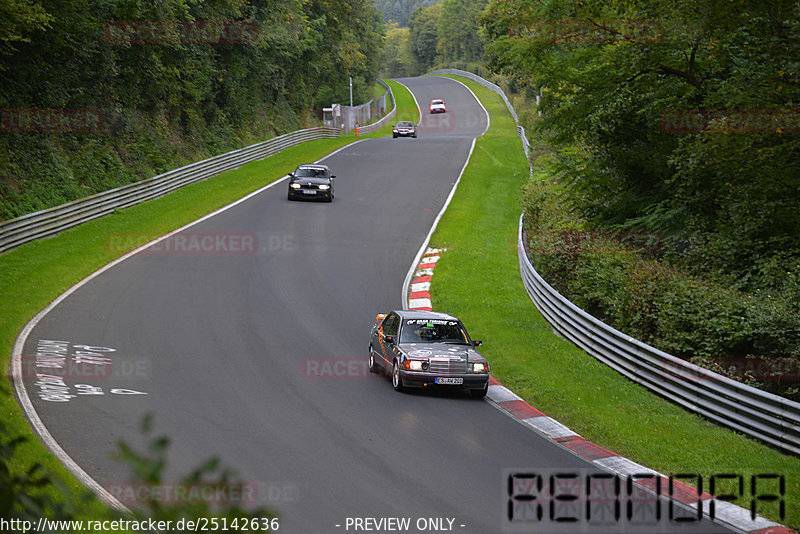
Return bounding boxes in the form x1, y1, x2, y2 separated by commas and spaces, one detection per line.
432, 66, 800, 455
0, 77, 401, 254
0, 127, 341, 253
356, 80, 396, 136
518, 216, 800, 455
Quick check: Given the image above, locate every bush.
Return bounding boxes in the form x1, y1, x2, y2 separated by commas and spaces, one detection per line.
0, 407, 277, 530
522, 178, 800, 400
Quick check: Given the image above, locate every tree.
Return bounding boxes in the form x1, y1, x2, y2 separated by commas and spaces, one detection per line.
408, 3, 441, 72
437, 0, 487, 63
481, 0, 800, 292
380, 23, 419, 77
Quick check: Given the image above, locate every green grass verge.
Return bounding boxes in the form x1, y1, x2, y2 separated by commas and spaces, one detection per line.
427, 75, 800, 529
0, 79, 419, 521
385, 79, 420, 125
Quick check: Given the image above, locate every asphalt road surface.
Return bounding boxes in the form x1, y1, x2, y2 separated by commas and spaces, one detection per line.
19, 76, 732, 533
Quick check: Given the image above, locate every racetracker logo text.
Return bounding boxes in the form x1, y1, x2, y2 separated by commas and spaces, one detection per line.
104, 20, 259, 45
105, 482, 260, 506
302, 357, 382, 380
105, 232, 259, 255
660, 109, 800, 134
0, 109, 102, 133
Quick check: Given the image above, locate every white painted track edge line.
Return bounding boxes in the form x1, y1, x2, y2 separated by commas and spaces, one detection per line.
391, 79, 422, 124
429, 74, 491, 137
10, 137, 368, 514
401, 138, 475, 310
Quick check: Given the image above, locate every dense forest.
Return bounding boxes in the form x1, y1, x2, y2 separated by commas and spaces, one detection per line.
0, 0, 384, 220
378, 0, 487, 77
373, 0, 440, 26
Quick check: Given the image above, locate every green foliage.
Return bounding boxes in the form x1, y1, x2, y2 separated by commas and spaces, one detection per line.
0, 0, 52, 57
380, 23, 419, 77
436, 0, 487, 63
0, 400, 82, 524
0, 406, 276, 528
523, 177, 800, 400
481, 0, 800, 295
0, 0, 385, 221
373, 0, 441, 27
408, 3, 442, 72
116, 415, 278, 525
407, 0, 488, 71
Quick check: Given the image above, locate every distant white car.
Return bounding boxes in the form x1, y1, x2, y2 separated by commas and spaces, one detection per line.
429, 99, 446, 113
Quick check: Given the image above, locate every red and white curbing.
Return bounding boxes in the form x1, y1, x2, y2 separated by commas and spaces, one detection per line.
407, 247, 444, 312
405, 249, 795, 534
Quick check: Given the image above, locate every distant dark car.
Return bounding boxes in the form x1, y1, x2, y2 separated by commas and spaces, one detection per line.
429, 99, 446, 113
369, 310, 489, 398
392, 121, 417, 138
287, 164, 335, 202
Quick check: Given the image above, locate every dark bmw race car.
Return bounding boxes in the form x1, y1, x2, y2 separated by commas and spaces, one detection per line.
392, 120, 417, 138
369, 310, 490, 398
287, 164, 335, 202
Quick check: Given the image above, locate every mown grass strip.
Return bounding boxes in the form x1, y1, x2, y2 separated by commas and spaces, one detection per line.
0, 79, 418, 520
428, 75, 800, 529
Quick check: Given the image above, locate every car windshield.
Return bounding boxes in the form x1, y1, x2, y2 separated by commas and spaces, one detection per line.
295, 168, 326, 178
400, 319, 469, 344
397, 121, 414, 127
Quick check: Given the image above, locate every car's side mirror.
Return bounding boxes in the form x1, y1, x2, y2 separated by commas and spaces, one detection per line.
384, 335, 395, 344
288, 172, 295, 177
331, 175, 336, 179
472, 340, 482, 347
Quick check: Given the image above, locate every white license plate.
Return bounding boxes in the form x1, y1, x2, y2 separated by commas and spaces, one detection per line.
435, 377, 463, 385
302, 190, 317, 195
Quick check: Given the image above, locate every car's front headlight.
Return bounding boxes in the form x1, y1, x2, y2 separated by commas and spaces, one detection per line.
403, 359, 425, 371
318, 184, 330, 190
472, 362, 488, 373
290, 183, 301, 189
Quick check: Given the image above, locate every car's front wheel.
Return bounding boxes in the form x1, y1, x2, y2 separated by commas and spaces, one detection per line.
368, 347, 379, 373
392, 361, 405, 392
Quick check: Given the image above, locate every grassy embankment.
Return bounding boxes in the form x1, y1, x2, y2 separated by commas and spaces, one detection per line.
0, 79, 419, 521
427, 75, 799, 529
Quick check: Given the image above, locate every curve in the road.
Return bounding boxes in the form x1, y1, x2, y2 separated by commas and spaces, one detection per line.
15, 76, 732, 533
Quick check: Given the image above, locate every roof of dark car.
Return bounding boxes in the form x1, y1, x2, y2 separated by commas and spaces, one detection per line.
297, 164, 329, 170
394, 310, 459, 321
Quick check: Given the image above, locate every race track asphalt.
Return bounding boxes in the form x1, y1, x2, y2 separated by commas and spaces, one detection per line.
19, 76, 731, 533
